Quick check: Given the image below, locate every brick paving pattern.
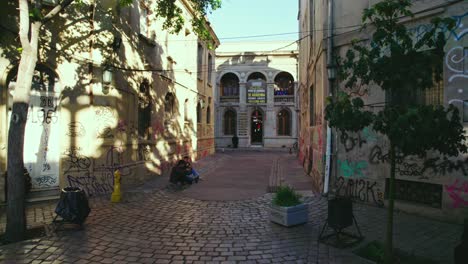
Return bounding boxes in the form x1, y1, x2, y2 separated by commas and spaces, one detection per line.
0, 151, 463, 263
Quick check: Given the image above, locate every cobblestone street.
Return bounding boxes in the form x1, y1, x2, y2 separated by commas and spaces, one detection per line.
0, 151, 463, 263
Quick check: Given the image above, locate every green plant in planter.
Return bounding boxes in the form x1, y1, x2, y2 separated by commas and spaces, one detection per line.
273, 186, 302, 207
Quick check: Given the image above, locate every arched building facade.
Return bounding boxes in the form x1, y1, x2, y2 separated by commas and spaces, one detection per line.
214, 42, 299, 149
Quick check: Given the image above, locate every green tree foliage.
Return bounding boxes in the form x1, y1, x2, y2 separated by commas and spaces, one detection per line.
324, 0, 466, 263
153, 0, 221, 45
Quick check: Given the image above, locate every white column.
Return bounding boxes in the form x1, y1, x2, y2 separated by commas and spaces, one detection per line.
291, 106, 298, 139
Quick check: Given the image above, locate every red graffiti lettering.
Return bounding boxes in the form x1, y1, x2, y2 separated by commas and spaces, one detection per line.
445, 179, 468, 208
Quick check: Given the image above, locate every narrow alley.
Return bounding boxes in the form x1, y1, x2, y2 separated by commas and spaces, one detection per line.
0, 151, 461, 263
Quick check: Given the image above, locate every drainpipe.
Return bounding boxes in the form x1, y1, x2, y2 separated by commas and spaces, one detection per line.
324, 0, 335, 195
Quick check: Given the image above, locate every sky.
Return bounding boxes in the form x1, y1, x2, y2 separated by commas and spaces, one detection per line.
207, 0, 299, 43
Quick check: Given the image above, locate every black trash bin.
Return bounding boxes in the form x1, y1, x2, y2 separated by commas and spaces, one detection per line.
54, 187, 90, 225
328, 197, 353, 230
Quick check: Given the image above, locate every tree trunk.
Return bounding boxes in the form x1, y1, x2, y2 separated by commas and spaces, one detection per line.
5, 0, 40, 242
4, 51, 36, 241
5, 102, 29, 242
384, 143, 396, 264
5, 50, 37, 242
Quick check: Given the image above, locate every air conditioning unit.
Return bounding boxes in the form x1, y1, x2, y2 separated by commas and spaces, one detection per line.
42, 0, 59, 6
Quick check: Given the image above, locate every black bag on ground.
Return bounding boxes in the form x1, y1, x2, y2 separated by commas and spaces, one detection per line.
55, 187, 90, 224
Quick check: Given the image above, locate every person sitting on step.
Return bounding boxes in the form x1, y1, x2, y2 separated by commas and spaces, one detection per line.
183, 156, 200, 183
170, 160, 193, 185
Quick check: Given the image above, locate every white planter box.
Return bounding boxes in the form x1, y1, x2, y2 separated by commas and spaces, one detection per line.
269, 203, 309, 227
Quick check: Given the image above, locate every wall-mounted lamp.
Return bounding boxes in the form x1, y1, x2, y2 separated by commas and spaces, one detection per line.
326, 64, 337, 81
103, 65, 113, 85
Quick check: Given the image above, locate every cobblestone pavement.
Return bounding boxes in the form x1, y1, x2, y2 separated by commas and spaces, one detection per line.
0, 151, 463, 263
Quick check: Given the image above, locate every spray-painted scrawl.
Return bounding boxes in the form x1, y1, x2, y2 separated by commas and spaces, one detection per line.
24, 93, 61, 189
445, 12, 468, 83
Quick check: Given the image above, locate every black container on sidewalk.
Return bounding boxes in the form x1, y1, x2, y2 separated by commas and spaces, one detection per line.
54, 187, 90, 225
328, 197, 353, 230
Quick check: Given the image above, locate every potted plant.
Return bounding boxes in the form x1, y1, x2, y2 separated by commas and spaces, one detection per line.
270, 185, 308, 227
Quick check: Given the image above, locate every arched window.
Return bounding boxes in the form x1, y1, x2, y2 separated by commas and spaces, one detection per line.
138, 79, 152, 138
207, 107, 211, 124
207, 97, 211, 124
247, 72, 266, 81
277, 109, 291, 136
274, 72, 294, 96
197, 43, 203, 79
197, 102, 202, 123
220, 73, 239, 96
164, 93, 175, 118
224, 109, 236, 135
246, 73, 267, 104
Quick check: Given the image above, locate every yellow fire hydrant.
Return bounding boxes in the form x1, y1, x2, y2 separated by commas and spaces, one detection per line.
111, 169, 121, 203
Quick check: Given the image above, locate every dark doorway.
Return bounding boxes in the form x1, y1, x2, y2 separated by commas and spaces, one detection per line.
251, 110, 263, 144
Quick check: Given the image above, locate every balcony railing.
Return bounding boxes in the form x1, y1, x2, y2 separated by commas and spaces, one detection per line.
274, 95, 295, 103
220, 96, 239, 103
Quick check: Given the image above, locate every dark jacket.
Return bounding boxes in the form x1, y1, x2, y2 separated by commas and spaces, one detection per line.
169, 163, 189, 184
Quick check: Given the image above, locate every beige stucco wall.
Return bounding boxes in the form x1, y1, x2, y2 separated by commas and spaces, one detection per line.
215, 41, 299, 149
299, 0, 468, 222
0, 0, 217, 200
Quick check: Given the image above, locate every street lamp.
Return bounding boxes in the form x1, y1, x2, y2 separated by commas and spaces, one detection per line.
102, 65, 113, 85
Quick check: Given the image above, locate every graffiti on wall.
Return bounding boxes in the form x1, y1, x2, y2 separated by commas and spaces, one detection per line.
40, 127, 51, 173
340, 128, 377, 152
67, 171, 113, 196
308, 127, 324, 177
445, 179, 468, 208
370, 145, 468, 177
23, 93, 61, 188
443, 12, 468, 83
27, 96, 58, 125
335, 176, 384, 207
36, 175, 57, 187
95, 106, 116, 139
338, 160, 368, 178
386, 178, 443, 208
370, 146, 424, 177
340, 132, 367, 152
63, 147, 91, 174
446, 46, 467, 83
64, 140, 152, 196
423, 157, 468, 177
450, 12, 468, 41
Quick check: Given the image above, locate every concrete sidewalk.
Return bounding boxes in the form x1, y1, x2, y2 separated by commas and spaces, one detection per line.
0, 150, 463, 263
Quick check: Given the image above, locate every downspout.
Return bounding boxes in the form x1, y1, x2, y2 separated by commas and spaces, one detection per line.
324, 0, 334, 195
